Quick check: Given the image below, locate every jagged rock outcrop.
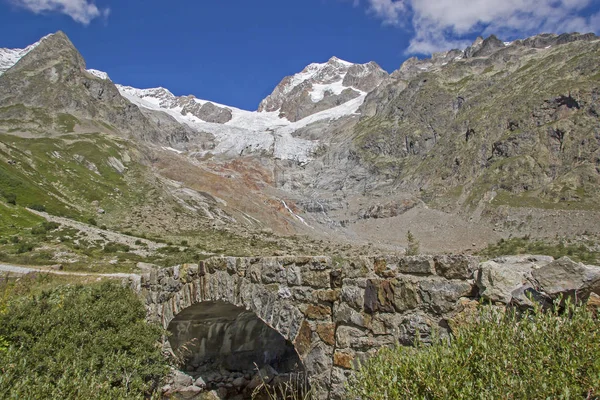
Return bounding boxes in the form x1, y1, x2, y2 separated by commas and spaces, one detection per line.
117, 86, 233, 124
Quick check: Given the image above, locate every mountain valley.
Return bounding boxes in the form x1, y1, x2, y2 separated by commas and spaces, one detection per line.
0, 31, 599, 271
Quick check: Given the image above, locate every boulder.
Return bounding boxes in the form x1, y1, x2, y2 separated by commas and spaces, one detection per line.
232, 376, 247, 389
247, 365, 278, 390
172, 370, 194, 390
476, 259, 535, 303
198, 391, 221, 400
532, 257, 600, 301
194, 376, 207, 389
177, 385, 204, 399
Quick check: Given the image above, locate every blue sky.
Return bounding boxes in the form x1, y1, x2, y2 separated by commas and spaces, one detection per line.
1, 0, 599, 110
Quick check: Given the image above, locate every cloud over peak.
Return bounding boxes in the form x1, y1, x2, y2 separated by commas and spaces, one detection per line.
355, 0, 600, 54
10, 0, 109, 25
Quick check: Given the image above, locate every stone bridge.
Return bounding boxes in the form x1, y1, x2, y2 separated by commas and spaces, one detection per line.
138, 254, 484, 399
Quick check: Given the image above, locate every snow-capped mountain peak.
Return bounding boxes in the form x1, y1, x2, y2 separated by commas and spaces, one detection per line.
258, 57, 388, 121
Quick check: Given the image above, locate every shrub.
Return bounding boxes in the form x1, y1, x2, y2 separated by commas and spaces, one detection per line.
30, 225, 47, 235
42, 221, 60, 231
29, 204, 46, 212
16, 242, 34, 253
87, 217, 97, 226
103, 242, 131, 253
3, 193, 16, 205
479, 236, 599, 264
0, 281, 168, 399
348, 300, 600, 399
405, 230, 420, 256
31, 222, 59, 235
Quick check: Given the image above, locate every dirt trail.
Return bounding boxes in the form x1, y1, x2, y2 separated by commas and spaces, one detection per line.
0, 263, 140, 281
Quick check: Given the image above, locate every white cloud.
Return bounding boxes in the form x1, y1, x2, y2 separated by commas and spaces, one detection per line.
366, 0, 407, 25
354, 0, 600, 54
10, 0, 110, 24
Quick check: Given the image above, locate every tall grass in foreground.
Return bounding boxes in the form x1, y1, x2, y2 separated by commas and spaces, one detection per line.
348, 300, 600, 399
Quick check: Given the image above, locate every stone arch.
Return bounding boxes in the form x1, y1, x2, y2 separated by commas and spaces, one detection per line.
142, 258, 336, 399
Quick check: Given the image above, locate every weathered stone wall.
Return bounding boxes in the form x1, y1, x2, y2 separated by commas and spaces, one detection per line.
139, 254, 482, 399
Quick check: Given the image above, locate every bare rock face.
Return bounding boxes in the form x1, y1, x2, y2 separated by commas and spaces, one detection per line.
342, 61, 389, 92
391, 49, 464, 81
118, 87, 233, 124
181, 100, 232, 124
258, 56, 387, 122
279, 86, 361, 122
470, 35, 506, 58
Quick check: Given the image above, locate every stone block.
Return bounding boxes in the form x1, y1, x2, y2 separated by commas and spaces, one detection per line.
313, 289, 341, 303
398, 255, 436, 275
293, 320, 312, 357
391, 279, 420, 312
340, 285, 364, 310
333, 302, 366, 327
418, 279, 473, 314
261, 259, 286, 284
434, 255, 479, 279
476, 260, 534, 303
364, 279, 395, 314
336, 325, 366, 349
316, 323, 336, 345
333, 351, 355, 369
342, 257, 373, 278
532, 256, 600, 300
302, 270, 331, 288
303, 304, 332, 319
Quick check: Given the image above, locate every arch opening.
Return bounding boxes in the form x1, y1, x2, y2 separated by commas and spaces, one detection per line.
168, 300, 305, 398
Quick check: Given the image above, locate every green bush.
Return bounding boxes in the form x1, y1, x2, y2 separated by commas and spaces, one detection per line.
4, 193, 16, 205
16, 242, 34, 253
103, 242, 131, 253
29, 204, 46, 212
348, 301, 600, 399
31, 221, 61, 235
0, 281, 168, 399
479, 236, 599, 264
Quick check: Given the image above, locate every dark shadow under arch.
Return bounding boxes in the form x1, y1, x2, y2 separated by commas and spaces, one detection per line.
168, 300, 305, 397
